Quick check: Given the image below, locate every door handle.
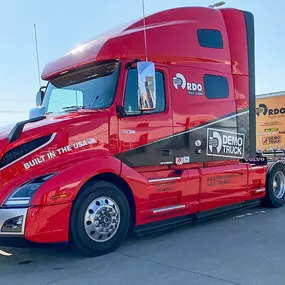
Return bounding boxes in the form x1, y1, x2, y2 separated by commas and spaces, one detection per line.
162, 149, 173, 156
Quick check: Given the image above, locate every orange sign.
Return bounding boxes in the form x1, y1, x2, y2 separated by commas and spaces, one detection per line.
256, 94, 285, 151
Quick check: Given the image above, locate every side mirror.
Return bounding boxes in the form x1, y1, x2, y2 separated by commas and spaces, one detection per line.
137, 61, 156, 111
29, 106, 46, 119
36, 87, 46, 107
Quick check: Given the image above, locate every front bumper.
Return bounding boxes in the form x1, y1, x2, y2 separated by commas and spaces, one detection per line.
0, 206, 68, 248
0, 203, 72, 246
0, 207, 27, 236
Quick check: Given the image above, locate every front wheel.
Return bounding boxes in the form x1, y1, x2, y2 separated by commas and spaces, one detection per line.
263, 163, 285, 208
70, 181, 130, 257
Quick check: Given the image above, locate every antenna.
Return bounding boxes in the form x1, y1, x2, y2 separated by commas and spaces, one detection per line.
141, 0, 148, 61
34, 24, 41, 88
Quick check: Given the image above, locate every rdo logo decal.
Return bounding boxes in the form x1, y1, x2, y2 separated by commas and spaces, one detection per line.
173, 73, 203, 96
256, 103, 285, 116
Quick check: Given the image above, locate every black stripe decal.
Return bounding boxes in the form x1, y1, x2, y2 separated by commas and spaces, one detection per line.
115, 109, 250, 167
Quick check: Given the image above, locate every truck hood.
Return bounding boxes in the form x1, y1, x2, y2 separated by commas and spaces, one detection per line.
0, 110, 103, 137
0, 110, 110, 167
0, 109, 112, 205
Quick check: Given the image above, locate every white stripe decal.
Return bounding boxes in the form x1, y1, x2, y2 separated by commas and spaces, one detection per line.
0, 133, 57, 171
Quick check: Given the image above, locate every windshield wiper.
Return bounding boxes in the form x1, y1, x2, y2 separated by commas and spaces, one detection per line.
62, 105, 85, 110
90, 96, 99, 108
61, 97, 102, 111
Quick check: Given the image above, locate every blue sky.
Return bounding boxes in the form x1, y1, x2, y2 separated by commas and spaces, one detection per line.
0, 0, 284, 126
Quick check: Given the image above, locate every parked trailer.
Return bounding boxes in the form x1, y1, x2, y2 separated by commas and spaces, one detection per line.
0, 6, 284, 256
256, 91, 285, 162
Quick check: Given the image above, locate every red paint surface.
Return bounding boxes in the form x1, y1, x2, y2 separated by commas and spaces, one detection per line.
25, 203, 72, 243
199, 163, 249, 211
0, 7, 267, 244
121, 165, 201, 225
31, 156, 122, 206
42, 8, 232, 80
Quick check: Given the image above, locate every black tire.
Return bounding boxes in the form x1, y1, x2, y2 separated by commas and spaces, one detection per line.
263, 162, 285, 208
70, 181, 130, 257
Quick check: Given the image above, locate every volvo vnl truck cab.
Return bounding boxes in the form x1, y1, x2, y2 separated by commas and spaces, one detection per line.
0, 6, 285, 256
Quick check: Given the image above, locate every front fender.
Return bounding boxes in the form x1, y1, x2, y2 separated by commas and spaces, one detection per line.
31, 156, 122, 206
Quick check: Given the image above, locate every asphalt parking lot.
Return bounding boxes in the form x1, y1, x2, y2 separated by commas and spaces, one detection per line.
1, 206, 285, 285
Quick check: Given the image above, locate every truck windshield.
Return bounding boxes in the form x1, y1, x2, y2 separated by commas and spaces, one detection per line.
43, 61, 120, 114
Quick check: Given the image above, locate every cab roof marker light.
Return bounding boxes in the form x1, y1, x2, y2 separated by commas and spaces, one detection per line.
208, 1, 225, 8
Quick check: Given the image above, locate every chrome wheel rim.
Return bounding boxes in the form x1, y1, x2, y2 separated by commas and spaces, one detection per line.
273, 171, 285, 199
84, 196, 120, 243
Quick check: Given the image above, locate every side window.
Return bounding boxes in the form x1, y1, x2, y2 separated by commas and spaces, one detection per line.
204, 74, 229, 99
197, 29, 223, 49
124, 69, 166, 115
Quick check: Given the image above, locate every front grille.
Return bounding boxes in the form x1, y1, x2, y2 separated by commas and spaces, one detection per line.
0, 135, 52, 169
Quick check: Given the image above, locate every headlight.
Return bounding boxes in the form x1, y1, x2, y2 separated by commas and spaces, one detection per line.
3, 174, 56, 208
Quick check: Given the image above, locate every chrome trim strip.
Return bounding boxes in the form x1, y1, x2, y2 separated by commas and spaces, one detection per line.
0, 208, 28, 235
152, 204, 186, 214
148, 177, 181, 183
255, 188, 266, 193
0, 132, 57, 171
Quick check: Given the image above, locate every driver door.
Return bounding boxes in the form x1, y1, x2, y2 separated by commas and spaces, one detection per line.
118, 65, 173, 168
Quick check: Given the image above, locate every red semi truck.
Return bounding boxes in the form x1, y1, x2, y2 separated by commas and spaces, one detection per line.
0, 6, 284, 256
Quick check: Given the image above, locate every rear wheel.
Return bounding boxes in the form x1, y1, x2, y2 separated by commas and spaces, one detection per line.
70, 181, 130, 256
264, 163, 285, 208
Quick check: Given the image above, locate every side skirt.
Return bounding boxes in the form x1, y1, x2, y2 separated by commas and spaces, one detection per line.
134, 214, 195, 236
134, 199, 261, 236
